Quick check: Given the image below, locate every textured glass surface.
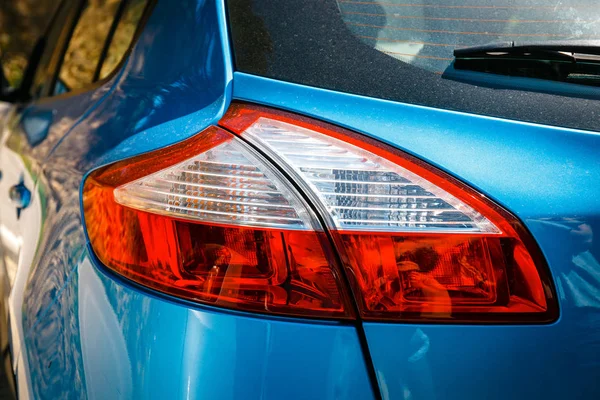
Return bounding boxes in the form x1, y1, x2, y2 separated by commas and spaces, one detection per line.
244, 118, 500, 233
115, 139, 314, 229
337, 0, 600, 75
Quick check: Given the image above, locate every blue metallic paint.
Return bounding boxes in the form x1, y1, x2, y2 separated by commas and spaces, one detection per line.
25, 248, 373, 399
6, 0, 598, 398
232, 73, 600, 219
233, 72, 600, 399
18, 1, 375, 399
23, 0, 232, 336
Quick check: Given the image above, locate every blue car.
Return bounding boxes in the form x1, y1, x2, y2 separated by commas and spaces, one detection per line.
0, 0, 599, 399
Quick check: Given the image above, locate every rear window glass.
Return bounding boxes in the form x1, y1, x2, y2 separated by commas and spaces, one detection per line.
227, 0, 600, 133
338, 1, 598, 74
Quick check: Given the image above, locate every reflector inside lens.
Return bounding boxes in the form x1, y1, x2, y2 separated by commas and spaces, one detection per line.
340, 233, 547, 319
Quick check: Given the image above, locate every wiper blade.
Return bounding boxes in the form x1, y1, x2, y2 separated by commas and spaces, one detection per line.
453, 40, 600, 86
454, 40, 600, 58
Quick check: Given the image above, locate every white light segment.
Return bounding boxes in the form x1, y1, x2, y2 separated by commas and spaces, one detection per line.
243, 118, 500, 233
114, 138, 315, 230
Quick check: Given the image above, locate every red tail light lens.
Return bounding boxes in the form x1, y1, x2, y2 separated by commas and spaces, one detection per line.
83, 126, 353, 319
83, 104, 556, 322
220, 103, 557, 322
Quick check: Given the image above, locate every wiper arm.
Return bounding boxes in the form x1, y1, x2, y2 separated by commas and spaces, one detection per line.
453, 40, 600, 86
455, 40, 600, 58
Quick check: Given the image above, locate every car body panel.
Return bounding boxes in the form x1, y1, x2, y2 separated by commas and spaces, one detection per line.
23, 248, 374, 399
232, 72, 600, 399
232, 73, 600, 220
363, 320, 597, 400
7, 1, 375, 399
20, 0, 230, 344
0, 0, 598, 399
0, 105, 45, 400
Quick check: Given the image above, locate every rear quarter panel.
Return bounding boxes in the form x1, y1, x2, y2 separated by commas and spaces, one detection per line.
13, 0, 600, 399
17, 1, 374, 399
233, 73, 600, 400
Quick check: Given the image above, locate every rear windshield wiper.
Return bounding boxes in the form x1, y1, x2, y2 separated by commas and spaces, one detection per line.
453, 40, 600, 86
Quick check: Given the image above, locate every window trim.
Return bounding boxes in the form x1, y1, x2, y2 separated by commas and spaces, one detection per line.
93, 0, 130, 82
34, 0, 81, 99
48, 0, 87, 97
41, 0, 156, 102
21, 0, 66, 101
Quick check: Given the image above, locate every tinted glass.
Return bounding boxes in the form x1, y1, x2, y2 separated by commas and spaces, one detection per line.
99, 0, 149, 79
338, 1, 600, 74
0, 0, 59, 89
227, 0, 600, 133
30, 2, 73, 99
56, 0, 121, 93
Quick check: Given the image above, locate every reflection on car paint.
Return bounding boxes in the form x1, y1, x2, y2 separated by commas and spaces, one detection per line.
15, 1, 370, 398
234, 73, 600, 400
1, 0, 598, 399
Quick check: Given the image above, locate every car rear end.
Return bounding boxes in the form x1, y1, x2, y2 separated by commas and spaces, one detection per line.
20, 1, 600, 399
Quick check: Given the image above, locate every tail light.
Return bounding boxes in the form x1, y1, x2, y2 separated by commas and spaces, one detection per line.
83, 126, 353, 318
83, 103, 557, 322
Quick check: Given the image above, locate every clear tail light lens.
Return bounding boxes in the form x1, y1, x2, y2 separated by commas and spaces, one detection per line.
238, 118, 498, 234
83, 103, 556, 322
220, 103, 557, 322
83, 126, 353, 319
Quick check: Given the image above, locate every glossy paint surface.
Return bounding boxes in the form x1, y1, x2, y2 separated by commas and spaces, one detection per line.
24, 249, 373, 399
1, 0, 598, 398
11, 0, 376, 398
234, 73, 600, 399
22, 0, 232, 340
14, 0, 226, 396
0, 104, 46, 400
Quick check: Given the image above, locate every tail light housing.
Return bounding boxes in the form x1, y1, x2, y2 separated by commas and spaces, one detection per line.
83, 126, 353, 318
83, 103, 557, 322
